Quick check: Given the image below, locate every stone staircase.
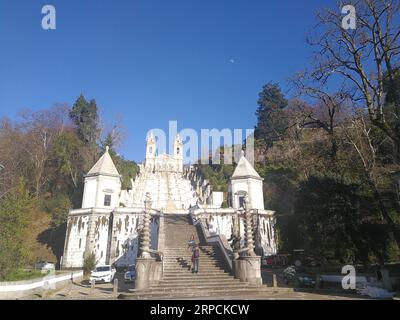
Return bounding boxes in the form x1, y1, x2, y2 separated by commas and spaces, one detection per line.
120, 214, 275, 299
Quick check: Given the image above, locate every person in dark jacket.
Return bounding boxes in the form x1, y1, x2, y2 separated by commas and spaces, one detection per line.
192, 245, 200, 273
188, 234, 196, 250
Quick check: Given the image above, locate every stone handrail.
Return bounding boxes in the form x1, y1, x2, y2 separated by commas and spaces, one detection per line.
191, 214, 233, 271
147, 249, 164, 276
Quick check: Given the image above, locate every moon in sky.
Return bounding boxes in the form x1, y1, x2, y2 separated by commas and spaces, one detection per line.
229, 59, 235, 64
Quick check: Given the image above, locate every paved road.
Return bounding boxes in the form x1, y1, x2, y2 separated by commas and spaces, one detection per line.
44, 272, 369, 300
261, 267, 290, 287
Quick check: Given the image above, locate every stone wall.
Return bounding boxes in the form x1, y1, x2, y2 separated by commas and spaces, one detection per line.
62, 211, 91, 268
107, 209, 160, 268
63, 208, 160, 268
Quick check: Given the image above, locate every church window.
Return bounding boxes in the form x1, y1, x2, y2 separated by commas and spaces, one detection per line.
177, 147, 180, 154
104, 194, 111, 206
238, 196, 245, 209
149, 146, 153, 154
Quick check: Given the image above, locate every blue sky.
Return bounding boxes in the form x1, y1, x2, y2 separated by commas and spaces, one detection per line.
0, 0, 336, 162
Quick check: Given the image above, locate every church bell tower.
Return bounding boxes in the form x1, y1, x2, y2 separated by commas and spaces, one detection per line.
173, 134, 183, 173
145, 132, 156, 171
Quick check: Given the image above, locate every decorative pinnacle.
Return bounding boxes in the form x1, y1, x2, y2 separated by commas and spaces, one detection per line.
106, 146, 109, 153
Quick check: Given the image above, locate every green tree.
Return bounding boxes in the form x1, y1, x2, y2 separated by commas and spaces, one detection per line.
42, 193, 72, 229
48, 130, 83, 191
293, 175, 391, 265
114, 156, 139, 190
254, 83, 289, 147
83, 251, 97, 275
101, 132, 117, 156
69, 95, 100, 145
0, 179, 31, 280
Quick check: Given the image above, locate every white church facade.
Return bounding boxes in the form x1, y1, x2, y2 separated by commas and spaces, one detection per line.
62, 134, 277, 269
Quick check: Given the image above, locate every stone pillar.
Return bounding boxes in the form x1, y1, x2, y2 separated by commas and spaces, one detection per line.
233, 256, 262, 286
135, 193, 159, 291
315, 273, 320, 289
90, 279, 95, 295
272, 274, 277, 288
113, 278, 118, 296
140, 193, 152, 258
380, 269, 392, 291
244, 196, 256, 256
135, 257, 155, 290
233, 194, 262, 285
232, 213, 241, 260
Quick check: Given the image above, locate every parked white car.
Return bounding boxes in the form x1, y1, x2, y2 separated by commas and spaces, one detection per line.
35, 261, 55, 272
90, 265, 116, 283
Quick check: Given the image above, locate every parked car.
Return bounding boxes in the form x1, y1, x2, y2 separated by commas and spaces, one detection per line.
35, 261, 55, 272
124, 265, 136, 283
262, 256, 274, 267
262, 255, 291, 268
90, 265, 116, 283
283, 266, 322, 287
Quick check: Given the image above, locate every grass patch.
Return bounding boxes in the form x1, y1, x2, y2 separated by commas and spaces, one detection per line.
2, 269, 48, 282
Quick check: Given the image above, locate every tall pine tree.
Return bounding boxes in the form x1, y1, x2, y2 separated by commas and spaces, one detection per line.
69, 95, 100, 145
254, 83, 288, 147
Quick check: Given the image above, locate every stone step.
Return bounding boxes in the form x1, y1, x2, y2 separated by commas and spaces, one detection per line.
150, 283, 251, 290
163, 257, 228, 262
164, 270, 230, 279
163, 258, 224, 262
164, 266, 223, 270
163, 263, 221, 267
164, 251, 218, 254
163, 249, 216, 252
165, 234, 198, 236
163, 259, 226, 264
164, 251, 218, 255
163, 269, 229, 274
163, 270, 226, 274
164, 246, 214, 249
164, 255, 221, 260
162, 273, 233, 279
163, 269, 227, 273
163, 263, 224, 268
163, 255, 223, 259
163, 255, 218, 259
164, 256, 221, 261
157, 279, 241, 285
119, 287, 283, 300
163, 265, 222, 269
163, 252, 220, 255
